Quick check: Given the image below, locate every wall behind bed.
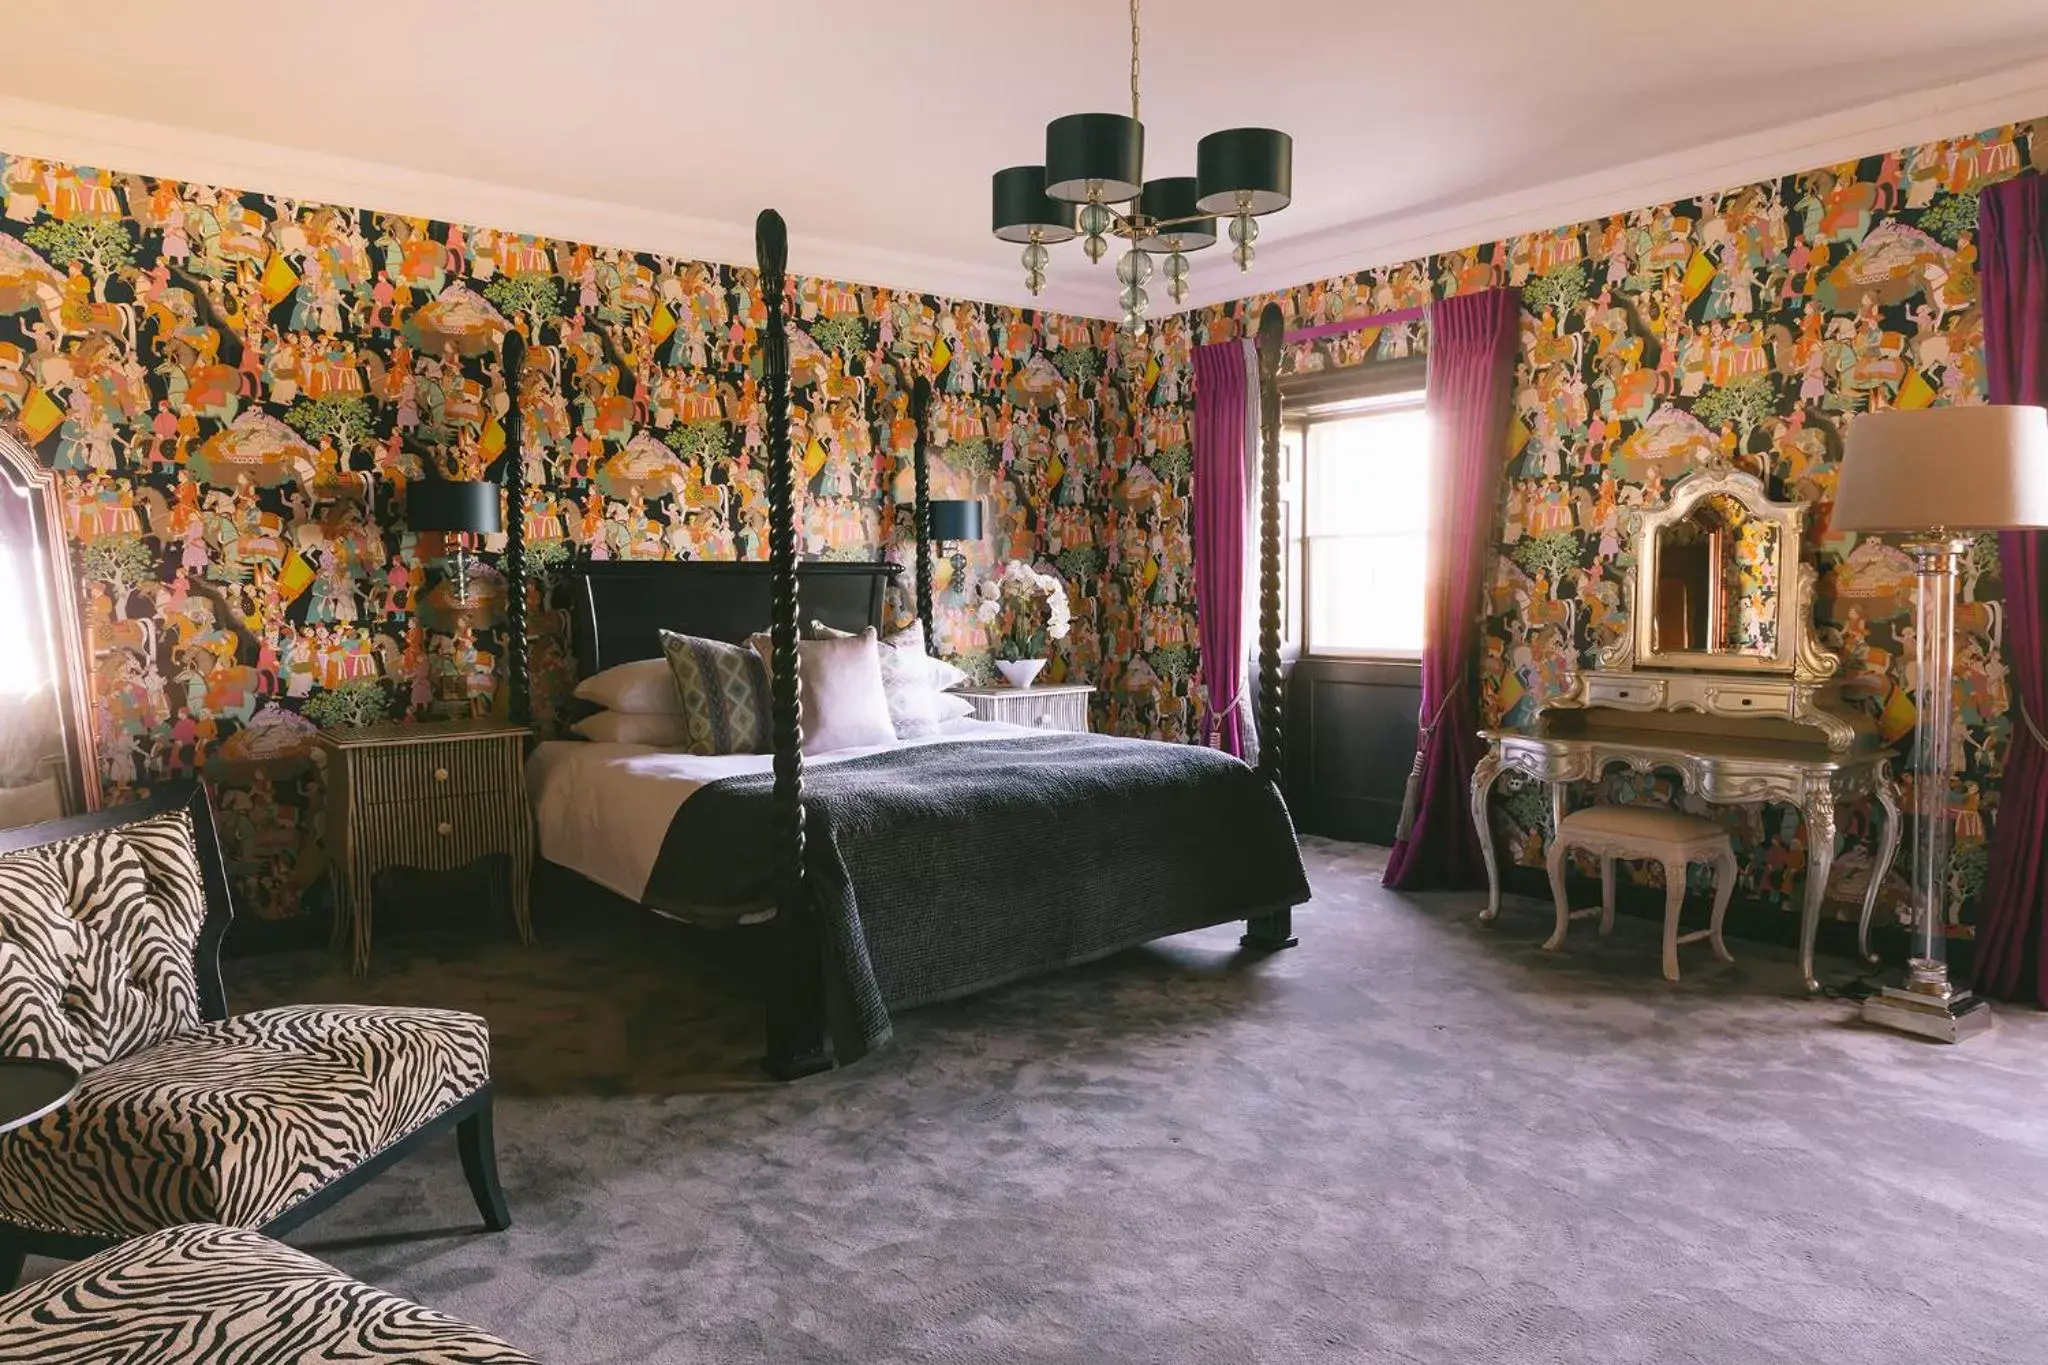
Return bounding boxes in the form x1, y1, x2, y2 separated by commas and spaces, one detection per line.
1114, 117, 2046, 934
0, 149, 1117, 933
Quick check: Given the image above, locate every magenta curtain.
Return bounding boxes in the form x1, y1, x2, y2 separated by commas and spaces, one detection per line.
1968, 174, 2048, 1002
1384, 287, 1521, 889
1192, 339, 1255, 758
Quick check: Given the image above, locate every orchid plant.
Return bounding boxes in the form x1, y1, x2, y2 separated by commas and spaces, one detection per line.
975, 559, 1072, 662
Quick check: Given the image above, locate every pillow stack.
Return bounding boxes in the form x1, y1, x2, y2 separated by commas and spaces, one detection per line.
570, 660, 695, 748
571, 620, 974, 757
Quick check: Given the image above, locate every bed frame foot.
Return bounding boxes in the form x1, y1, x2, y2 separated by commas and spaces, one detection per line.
761, 1048, 835, 1081
1241, 908, 1298, 952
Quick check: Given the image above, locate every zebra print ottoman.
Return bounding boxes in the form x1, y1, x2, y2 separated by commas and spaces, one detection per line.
0, 1222, 540, 1363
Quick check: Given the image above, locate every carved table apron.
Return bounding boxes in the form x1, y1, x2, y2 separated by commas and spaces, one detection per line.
1470, 728, 1901, 994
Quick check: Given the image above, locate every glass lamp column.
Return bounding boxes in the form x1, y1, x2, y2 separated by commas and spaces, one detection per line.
1862, 534, 1994, 1041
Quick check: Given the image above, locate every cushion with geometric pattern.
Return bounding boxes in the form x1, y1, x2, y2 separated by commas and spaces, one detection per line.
658, 629, 772, 756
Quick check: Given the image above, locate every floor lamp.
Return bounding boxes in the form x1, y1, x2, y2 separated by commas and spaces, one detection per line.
1832, 405, 2048, 1042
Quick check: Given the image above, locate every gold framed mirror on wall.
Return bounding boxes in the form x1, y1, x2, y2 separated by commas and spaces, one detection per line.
0, 426, 101, 822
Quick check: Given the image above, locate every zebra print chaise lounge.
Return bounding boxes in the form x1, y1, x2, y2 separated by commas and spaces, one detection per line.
0, 782, 509, 1289
0, 1222, 540, 1363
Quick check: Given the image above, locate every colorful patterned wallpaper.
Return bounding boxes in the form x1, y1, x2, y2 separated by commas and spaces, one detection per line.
1120, 119, 2047, 929
0, 152, 1116, 926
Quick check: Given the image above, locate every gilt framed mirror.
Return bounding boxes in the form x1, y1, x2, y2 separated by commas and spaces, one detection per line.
0, 426, 101, 819
1633, 465, 1807, 675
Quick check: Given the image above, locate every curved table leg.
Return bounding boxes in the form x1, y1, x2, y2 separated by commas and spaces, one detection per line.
1472, 749, 1506, 922
1798, 791, 1838, 995
1858, 763, 1902, 968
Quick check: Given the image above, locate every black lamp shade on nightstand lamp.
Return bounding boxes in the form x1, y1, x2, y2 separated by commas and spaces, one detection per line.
409, 478, 501, 535
928, 499, 983, 544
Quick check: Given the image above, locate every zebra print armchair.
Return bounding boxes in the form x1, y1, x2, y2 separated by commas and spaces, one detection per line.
0, 782, 509, 1288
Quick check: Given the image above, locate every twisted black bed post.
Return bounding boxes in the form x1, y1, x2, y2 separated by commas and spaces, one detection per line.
1242, 302, 1299, 952
911, 375, 935, 654
757, 211, 831, 1079
501, 329, 530, 728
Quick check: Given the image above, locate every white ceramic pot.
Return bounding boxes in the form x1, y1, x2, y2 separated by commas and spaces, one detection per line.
994, 658, 1048, 689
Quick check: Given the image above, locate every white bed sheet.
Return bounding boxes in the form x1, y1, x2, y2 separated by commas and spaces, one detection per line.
526, 718, 1035, 904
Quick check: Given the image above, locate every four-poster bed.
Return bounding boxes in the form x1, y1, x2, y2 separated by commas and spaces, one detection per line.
503, 213, 1306, 1078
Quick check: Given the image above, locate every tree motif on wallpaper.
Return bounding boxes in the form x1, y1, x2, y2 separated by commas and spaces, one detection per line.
0, 152, 1117, 927
1117, 119, 2045, 927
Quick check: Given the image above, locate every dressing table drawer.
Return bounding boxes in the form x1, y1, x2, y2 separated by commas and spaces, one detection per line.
1583, 676, 1665, 710
1704, 682, 1794, 719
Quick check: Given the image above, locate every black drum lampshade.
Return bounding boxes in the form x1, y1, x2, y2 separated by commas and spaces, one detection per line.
927, 499, 983, 544
1195, 128, 1294, 215
993, 166, 1079, 243
409, 477, 502, 535
1134, 176, 1217, 251
1044, 113, 1145, 203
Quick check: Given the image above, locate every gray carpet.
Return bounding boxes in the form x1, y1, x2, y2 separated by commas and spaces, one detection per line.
73, 840, 2048, 1362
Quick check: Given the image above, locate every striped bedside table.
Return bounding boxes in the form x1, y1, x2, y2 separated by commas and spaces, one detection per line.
951, 682, 1094, 733
316, 718, 534, 974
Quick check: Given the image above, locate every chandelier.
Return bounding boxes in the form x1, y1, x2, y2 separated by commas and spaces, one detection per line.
990, 0, 1292, 333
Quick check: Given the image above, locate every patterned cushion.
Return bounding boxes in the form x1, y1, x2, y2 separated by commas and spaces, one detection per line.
0, 809, 208, 1072
658, 629, 770, 755
0, 1004, 490, 1237
0, 1222, 539, 1364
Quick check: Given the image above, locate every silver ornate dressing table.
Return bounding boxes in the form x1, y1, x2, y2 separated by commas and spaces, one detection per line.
1471, 464, 1903, 993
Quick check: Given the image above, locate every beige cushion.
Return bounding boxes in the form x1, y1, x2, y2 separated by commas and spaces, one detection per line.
0, 809, 208, 1072
573, 657, 684, 715
0, 1004, 490, 1238
0, 1222, 539, 1364
1559, 805, 1729, 847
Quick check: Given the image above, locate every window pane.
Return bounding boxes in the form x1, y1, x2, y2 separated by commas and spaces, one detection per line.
1309, 535, 1426, 653
1300, 401, 1429, 654
1305, 408, 1430, 536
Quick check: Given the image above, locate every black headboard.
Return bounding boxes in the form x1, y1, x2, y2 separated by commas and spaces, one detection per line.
564, 560, 902, 678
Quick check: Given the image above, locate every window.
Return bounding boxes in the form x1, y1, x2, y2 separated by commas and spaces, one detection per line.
0, 486, 48, 698
1286, 391, 1430, 657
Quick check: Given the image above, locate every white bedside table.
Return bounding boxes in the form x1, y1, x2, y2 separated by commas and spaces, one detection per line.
953, 682, 1094, 732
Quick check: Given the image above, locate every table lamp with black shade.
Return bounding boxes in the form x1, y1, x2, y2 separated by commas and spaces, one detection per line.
1832, 404, 2048, 1042
408, 475, 501, 608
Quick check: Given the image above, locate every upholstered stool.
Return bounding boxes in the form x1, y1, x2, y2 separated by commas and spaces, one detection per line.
1546, 805, 1736, 982
0, 1223, 540, 1363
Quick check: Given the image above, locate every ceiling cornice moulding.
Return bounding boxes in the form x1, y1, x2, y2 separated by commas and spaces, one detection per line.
1, 57, 2043, 329
1175, 57, 2048, 314
0, 94, 1113, 319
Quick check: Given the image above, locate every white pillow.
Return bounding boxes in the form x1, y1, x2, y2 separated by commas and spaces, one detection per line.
571, 710, 693, 746
805, 620, 969, 738
756, 631, 896, 754
573, 659, 684, 715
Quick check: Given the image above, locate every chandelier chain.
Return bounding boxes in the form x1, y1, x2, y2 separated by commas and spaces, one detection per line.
1129, 0, 1141, 124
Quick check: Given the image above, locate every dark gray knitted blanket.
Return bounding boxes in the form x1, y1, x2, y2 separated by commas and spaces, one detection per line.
645, 732, 1310, 1058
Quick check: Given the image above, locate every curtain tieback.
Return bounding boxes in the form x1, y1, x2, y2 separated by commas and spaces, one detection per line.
1393, 682, 1464, 845
2022, 699, 2048, 754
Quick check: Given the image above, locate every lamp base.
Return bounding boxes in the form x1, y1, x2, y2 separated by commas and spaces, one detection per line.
1861, 967, 1995, 1044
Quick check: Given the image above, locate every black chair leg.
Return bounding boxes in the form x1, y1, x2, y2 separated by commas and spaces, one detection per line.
0, 1237, 24, 1294
457, 1100, 511, 1232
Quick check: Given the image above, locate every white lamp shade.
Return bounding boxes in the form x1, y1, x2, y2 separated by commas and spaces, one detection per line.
1833, 405, 2048, 532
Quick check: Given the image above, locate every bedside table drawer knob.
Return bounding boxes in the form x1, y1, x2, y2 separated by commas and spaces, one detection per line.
436, 821, 454, 837
434, 767, 450, 782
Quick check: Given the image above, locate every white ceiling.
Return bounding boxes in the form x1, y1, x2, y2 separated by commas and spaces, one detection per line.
2, 0, 2047, 318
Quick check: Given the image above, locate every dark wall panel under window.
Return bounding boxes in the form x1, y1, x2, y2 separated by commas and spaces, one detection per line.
1284, 659, 1422, 845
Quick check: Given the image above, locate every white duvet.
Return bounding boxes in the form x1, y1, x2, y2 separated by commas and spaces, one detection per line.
525, 718, 1034, 903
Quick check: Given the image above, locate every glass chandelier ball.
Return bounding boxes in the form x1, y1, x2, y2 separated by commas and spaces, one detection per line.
1022, 242, 1051, 271
1078, 202, 1113, 236
1121, 307, 1147, 335
1115, 247, 1153, 286
1228, 214, 1259, 246
1164, 250, 1190, 281
1120, 282, 1150, 313
1025, 268, 1046, 296
1083, 233, 1109, 264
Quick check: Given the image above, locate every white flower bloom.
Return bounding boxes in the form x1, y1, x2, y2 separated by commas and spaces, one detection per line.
976, 599, 1000, 623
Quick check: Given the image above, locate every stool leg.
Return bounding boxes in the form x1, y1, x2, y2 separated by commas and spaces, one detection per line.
1710, 849, 1737, 963
1661, 858, 1685, 983
1544, 838, 1570, 952
1599, 857, 1616, 936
